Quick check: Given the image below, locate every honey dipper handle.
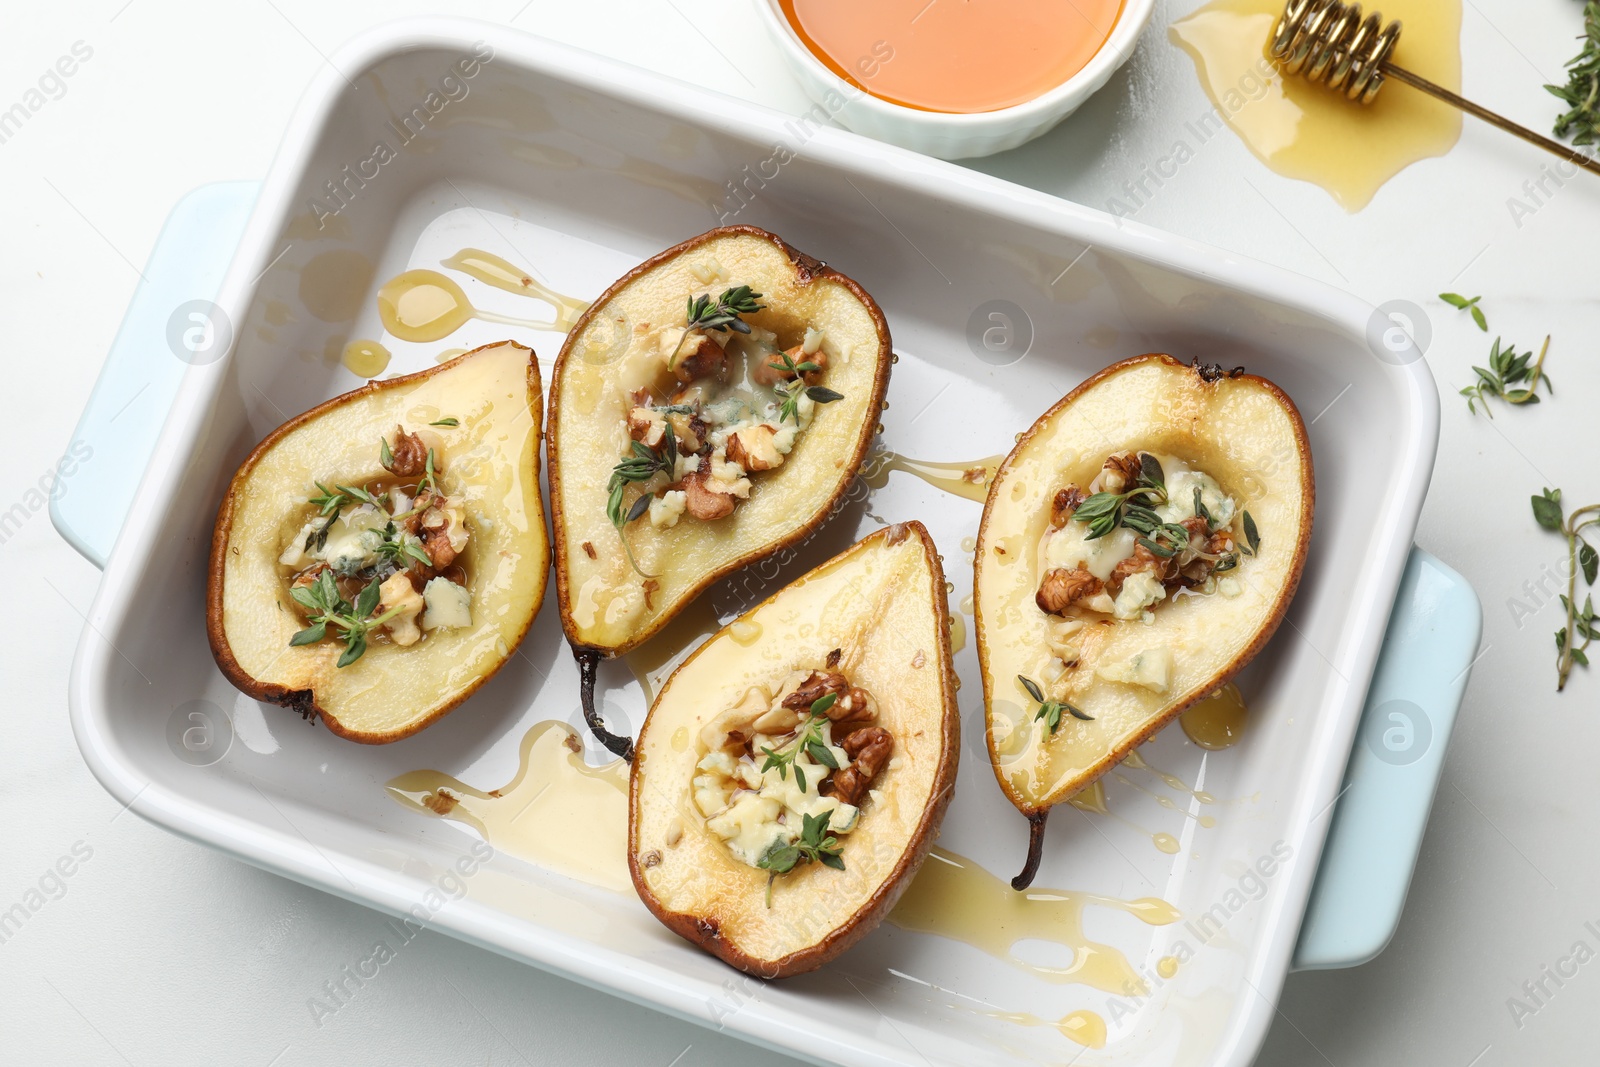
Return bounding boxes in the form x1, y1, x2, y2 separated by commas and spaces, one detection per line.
1380, 61, 1600, 178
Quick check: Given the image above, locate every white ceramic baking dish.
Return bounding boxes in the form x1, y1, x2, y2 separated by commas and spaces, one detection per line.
61, 19, 1476, 1067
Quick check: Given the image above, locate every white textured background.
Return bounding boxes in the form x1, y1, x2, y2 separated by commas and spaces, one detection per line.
4, 1, 1598, 1064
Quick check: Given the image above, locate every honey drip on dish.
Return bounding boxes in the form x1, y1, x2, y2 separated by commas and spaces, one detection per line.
341, 339, 391, 379
863, 452, 1005, 503
376, 249, 590, 344
623, 601, 722, 705
888, 847, 1180, 995
1181, 683, 1249, 749
386, 721, 630, 891
1170, 0, 1462, 211
440, 248, 589, 329
986, 1008, 1109, 1050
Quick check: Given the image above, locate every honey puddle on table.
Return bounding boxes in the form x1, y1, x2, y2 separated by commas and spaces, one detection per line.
1170, 0, 1462, 210
385, 721, 631, 892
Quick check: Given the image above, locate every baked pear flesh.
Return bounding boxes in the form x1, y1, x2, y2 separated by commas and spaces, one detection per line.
208, 341, 549, 743
549, 226, 892, 759
976, 354, 1313, 887
630, 522, 958, 977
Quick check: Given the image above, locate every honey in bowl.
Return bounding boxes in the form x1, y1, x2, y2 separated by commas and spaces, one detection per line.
780, 0, 1126, 114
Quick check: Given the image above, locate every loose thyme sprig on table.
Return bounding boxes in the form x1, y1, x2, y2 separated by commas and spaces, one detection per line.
1018, 675, 1093, 736
1532, 488, 1600, 691
1440, 292, 1488, 332
1460, 336, 1553, 417
1546, 2, 1600, 147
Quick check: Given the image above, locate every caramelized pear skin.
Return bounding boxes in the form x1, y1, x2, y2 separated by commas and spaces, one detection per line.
207, 341, 549, 744
547, 225, 893, 660
629, 522, 959, 977
975, 354, 1314, 887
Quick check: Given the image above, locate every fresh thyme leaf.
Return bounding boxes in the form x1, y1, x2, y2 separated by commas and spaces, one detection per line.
1018, 675, 1091, 735
606, 428, 678, 528
1460, 336, 1553, 417
1533, 487, 1564, 531
1242, 511, 1261, 556
756, 809, 844, 906
811, 692, 837, 716
793, 763, 806, 794
1194, 487, 1213, 530
289, 623, 326, 646
338, 484, 387, 511
806, 740, 840, 770
429, 417, 459, 427
1440, 292, 1488, 331
379, 435, 394, 469
685, 285, 765, 334
354, 575, 383, 619
1530, 486, 1600, 691
806, 386, 844, 404
1138, 452, 1165, 490
337, 631, 367, 669
1546, 3, 1600, 147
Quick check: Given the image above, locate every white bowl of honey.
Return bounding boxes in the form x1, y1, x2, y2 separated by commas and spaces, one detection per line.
756, 0, 1156, 160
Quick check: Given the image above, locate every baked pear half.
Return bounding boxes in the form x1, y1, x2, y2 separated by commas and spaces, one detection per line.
976, 354, 1313, 887
549, 226, 892, 759
208, 341, 549, 743
630, 521, 958, 977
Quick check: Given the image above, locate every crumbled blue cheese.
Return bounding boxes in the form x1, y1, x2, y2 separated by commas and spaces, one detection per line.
1043, 522, 1136, 582
1096, 646, 1173, 693
311, 503, 388, 575
1155, 459, 1236, 528
649, 490, 687, 528
1112, 571, 1167, 620
421, 577, 472, 631
694, 722, 860, 869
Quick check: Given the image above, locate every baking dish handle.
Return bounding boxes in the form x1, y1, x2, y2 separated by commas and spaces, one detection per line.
51, 180, 260, 569
1291, 547, 1481, 970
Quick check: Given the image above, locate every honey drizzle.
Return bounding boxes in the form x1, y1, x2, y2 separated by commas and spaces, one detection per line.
863, 451, 1005, 503
888, 847, 1180, 995
385, 721, 631, 892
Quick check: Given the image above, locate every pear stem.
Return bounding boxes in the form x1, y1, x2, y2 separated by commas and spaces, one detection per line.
1011, 810, 1050, 891
574, 646, 634, 762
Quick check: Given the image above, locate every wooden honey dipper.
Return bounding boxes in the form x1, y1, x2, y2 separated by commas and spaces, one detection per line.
1271, 0, 1600, 177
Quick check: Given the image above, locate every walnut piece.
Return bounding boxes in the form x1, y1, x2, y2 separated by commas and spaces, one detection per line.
1036, 567, 1103, 616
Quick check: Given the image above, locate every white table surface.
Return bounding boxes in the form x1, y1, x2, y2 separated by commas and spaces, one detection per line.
5, 1, 1597, 1064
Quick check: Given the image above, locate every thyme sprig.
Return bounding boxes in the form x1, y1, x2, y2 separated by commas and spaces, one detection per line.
1018, 675, 1092, 736
1546, 3, 1600, 147
767, 347, 845, 426
686, 285, 765, 334
288, 569, 407, 668
758, 693, 841, 794
607, 428, 678, 528
1460, 336, 1553, 417
757, 809, 845, 908
1533, 487, 1600, 691
1440, 292, 1488, 332
1071, 453, 1168, 539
